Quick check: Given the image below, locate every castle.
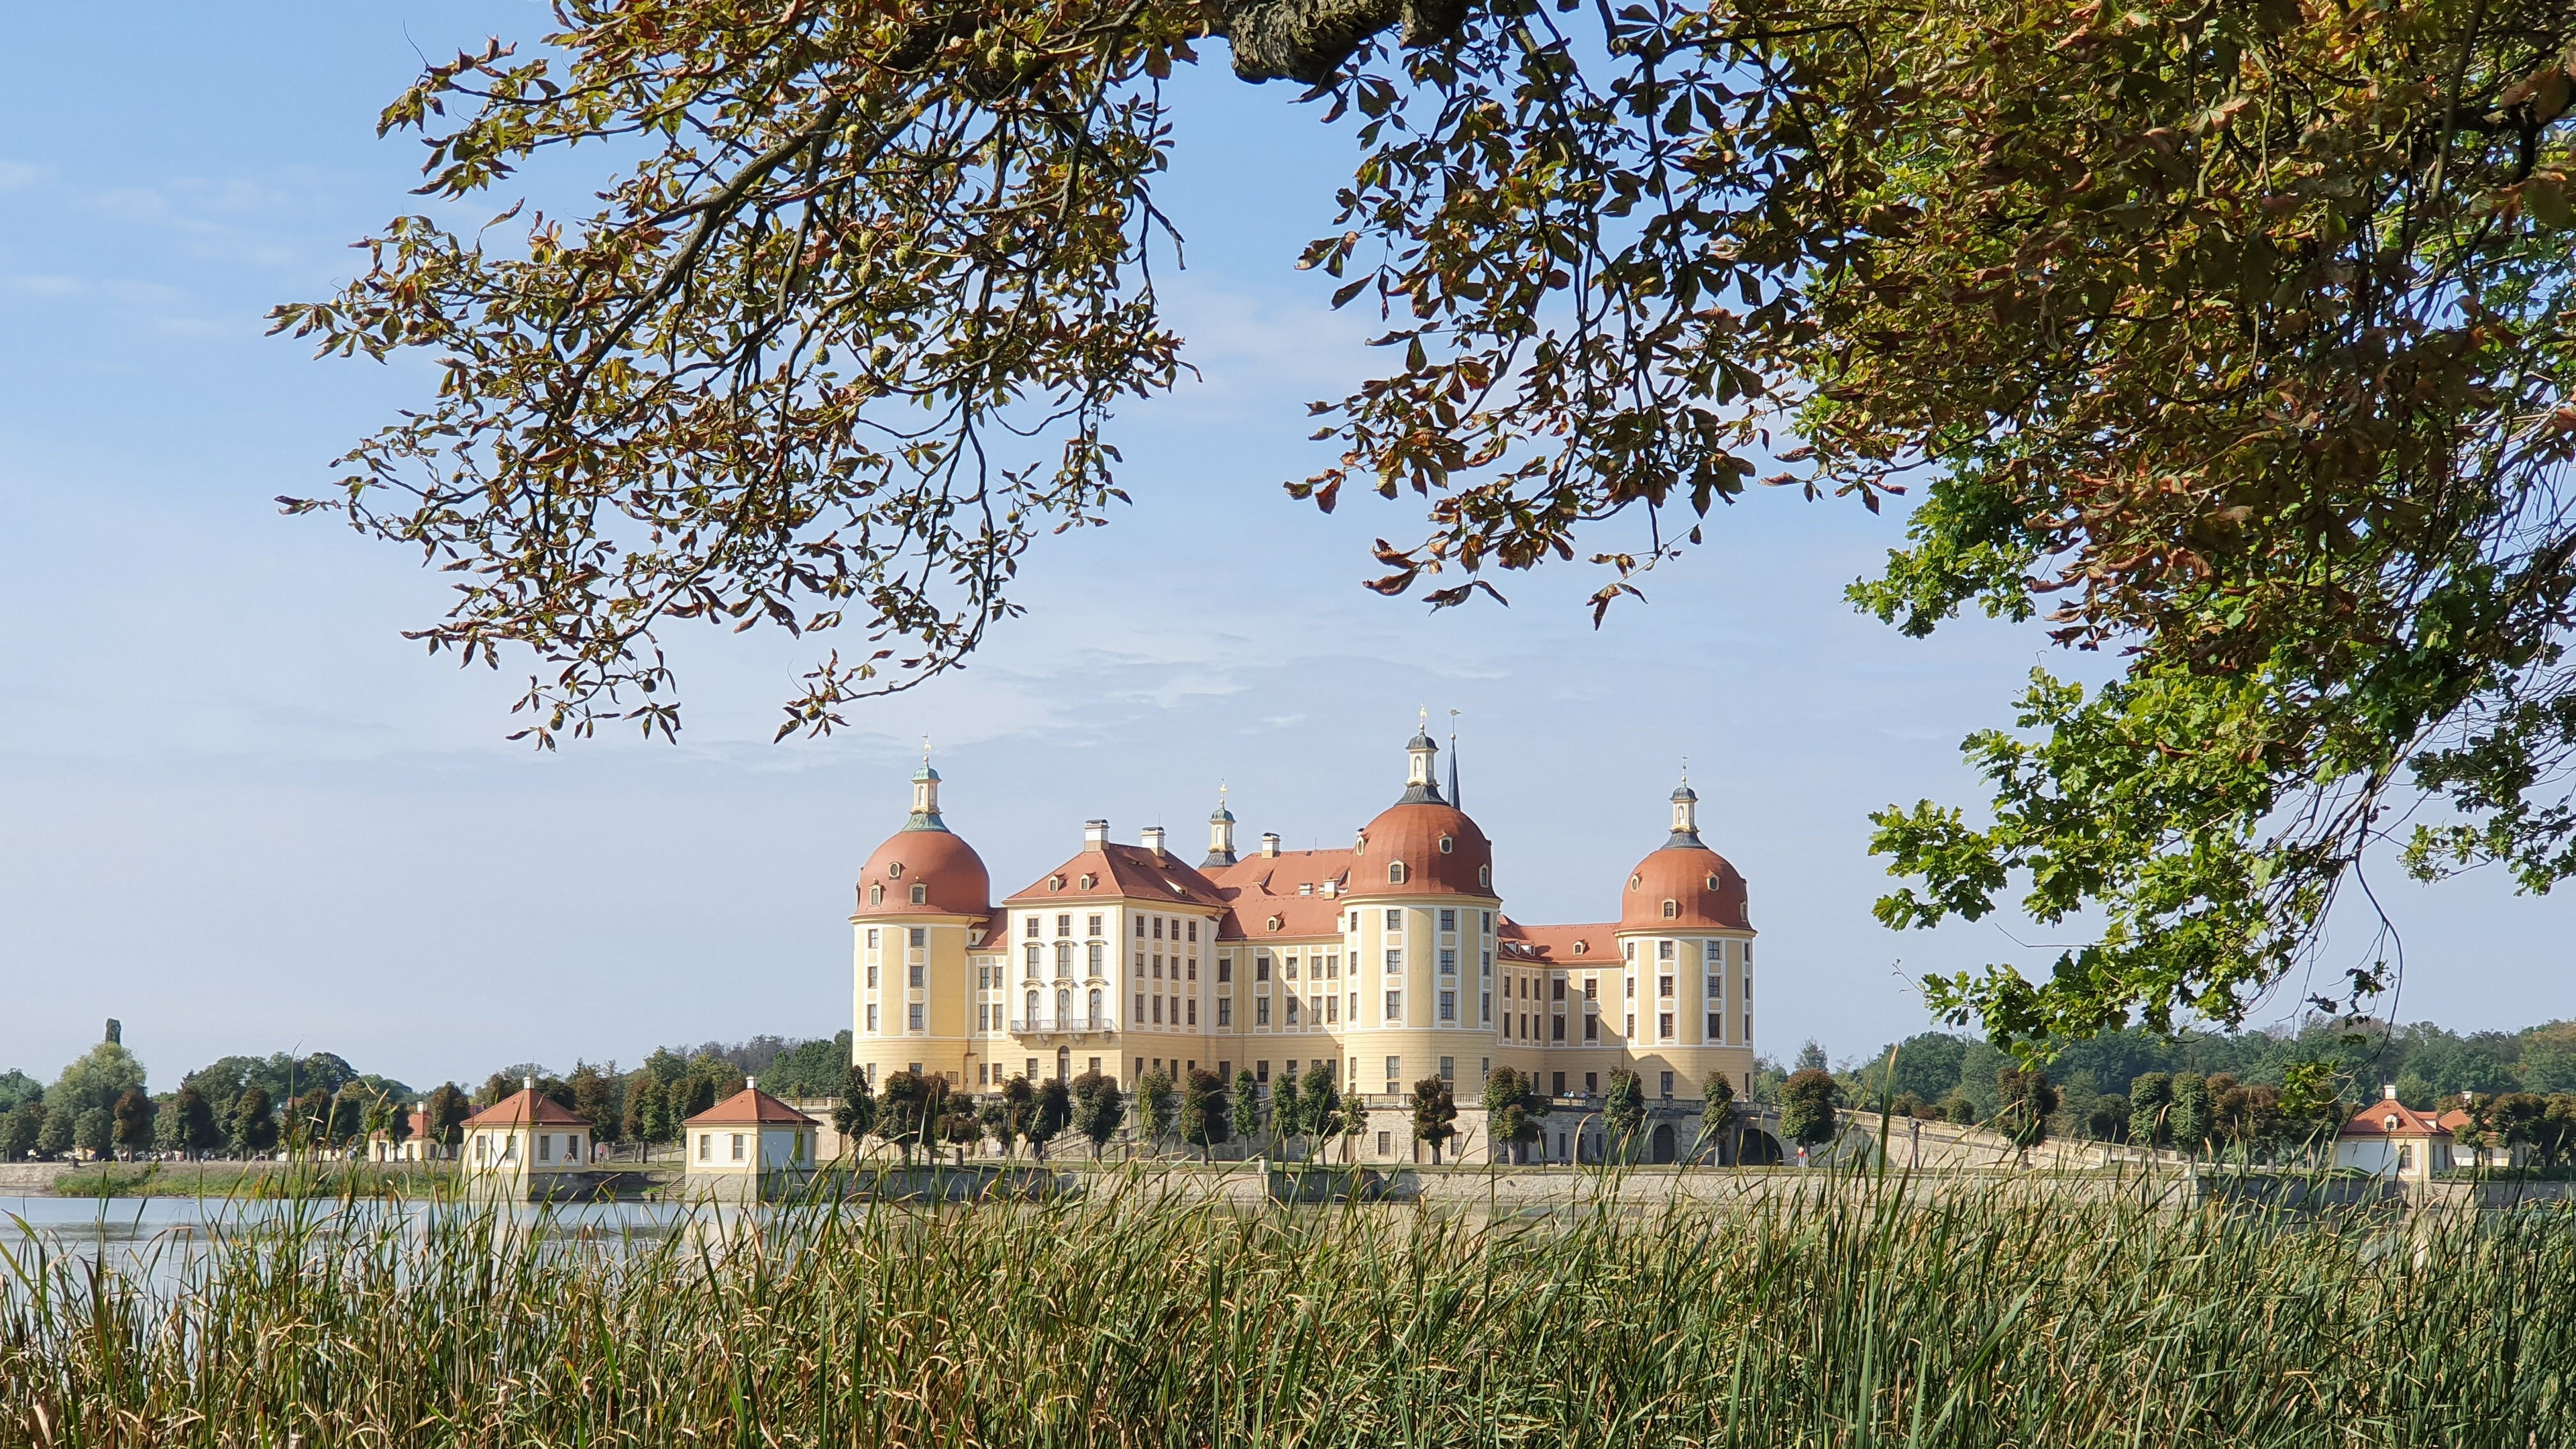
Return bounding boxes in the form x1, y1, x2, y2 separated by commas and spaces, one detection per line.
848, 727, 1758, 1116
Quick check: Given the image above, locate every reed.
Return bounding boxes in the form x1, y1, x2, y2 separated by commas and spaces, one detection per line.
3, 1168, 2570, 1447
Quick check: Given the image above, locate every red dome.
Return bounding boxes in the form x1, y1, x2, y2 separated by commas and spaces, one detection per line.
1620, 846, 1749, 930
854, 828, 991, 918
1353, 802, 1496, 898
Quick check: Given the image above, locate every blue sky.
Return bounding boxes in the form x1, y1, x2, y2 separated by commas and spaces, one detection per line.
0, 3, 2559, 1093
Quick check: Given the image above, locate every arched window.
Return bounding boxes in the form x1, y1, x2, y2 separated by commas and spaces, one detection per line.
869, 884, 885, 906
1438, 835, 1454, 854
1479, 864, 1491, 888
910, 883, 928, 905
1057, 988, 1072, 1024
1079, 873, 1097, 890
1389, 861, 1408, 885
1026, 989, 1040, 1024
1662, 899, 1678, 919
1088, 987, 1104, 1024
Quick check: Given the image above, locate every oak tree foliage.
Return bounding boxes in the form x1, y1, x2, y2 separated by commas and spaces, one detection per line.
282, 0, 2576, 1047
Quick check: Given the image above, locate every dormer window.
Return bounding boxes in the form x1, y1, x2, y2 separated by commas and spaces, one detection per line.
1268, 916, 1283, 931
887, 861, 905, 879
1079, 873, 1097, 890
1662, 900, 1678, 920
1389, 861, 1408, 885
910, 884, 928, 905
2384, 1114, 2401, 1131
1707, 874, 1721, 891
1572, 940, 1589, 956
1438, 835, 1454, 854
1049, 874, 1065, 892
1629, 873, 1643, 890
869, 884, 885, 906
1479, 864, 1491, 888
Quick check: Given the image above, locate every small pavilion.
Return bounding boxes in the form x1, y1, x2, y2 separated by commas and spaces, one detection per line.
460, 1079, 595, 1195
681, 1078, 821, 1199
2333, 1085, 2453, 1183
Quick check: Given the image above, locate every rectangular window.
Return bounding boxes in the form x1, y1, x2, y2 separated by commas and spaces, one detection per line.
1218, 998, 1232, 1026
1746, 975, 1754, 1003
1660, 975, 1674, 998
1153, 917, 1165, 940
1660, 1070, 1675, 1097
1153, 997, 1164, 1024
1385, 949, 1403, 971
1187, 999, 1198, 1026
1481, 911, 1493, 932
1552, 1016, 1566, 1042
1218, 957, 1233, 983
1584, 977, 1599, 1000
1089, 942, 1105, 974
1025, 916, 1040, 938
1659, 1012, 1674, 1039
910, 961, 924, 987
1136, 993, 1147, 1020
908, 1004, 924, 1031
1385, 990, 1403, 1021
1087, 914, 1103, 936
1439, 1056, 1454, 1081
1136, 918, 1147, 938
1482, 951, 1492, 976
1385, 909, 1403, 930
1481, 992, 1491, 1022
1378, 1130, 1392, 1157
1626, 975, 1636, 999
1626, 1013, 1635, 1037
1256, 955, 1272, 981
1350, 991, 1358, 1020
1187, 920, 1199, 942
1438, 949, 1456, 975
1744, 1014, 1752, 1041
1708, 1012, 1723, 1040
1705, 938, 1723, 966
1385, 1056, 1402, 1093
1584, 1014, 1599, 1042
1153, 955, 1163, 979
1744, 944, 1754, 965
1550, 1072, 1565, 1096
731, 1133, 747, 1162
1658, 939, 1674, 961
1188, 958, 1198, 981
1285, 997, 1301, 1026
866, 1004, 879, 1030
1439, 908, 1456, 932
537, 1134, 552, 1163
1623, 940, 1636, 961
909, 928, 926, 949
697, 1133, 710, 1161
1058, 913, 1073, 936
1552, 976, 1567, 1001
867, 963, 879, 988
1256, 997, 1273, 1026
1439, 990, 1456, 1022
867, 928, 881, 949
1707, 974, 1723, 1002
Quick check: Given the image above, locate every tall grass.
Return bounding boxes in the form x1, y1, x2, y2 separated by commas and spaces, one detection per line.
3, 1169, 2571, 1446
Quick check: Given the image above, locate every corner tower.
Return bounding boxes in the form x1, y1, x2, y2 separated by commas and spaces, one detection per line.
850, 755, 995, 1092
1612, 770, 1755, 1100
1338, 719, 1503, 1103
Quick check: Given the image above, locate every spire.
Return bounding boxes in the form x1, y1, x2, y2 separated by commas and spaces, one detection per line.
905, 742, 948, 831
1666, 764, 1704, 849
1202, 782, 1239, 869
1399, 714, 1446, 805
1447, 709, 1461, 810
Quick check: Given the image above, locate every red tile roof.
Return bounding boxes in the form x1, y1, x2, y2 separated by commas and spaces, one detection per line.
463, 1089, 590, 1128
1497, 920, 1619, 965
1354, 801, 1496, 898
2340, 1095, 2451, 1139
854, 826, 994, 921
684, 1085, 819, 1128
1002, 842, 1231, 911
1207, 849, 1356, 938
1621, 845, 1752, 930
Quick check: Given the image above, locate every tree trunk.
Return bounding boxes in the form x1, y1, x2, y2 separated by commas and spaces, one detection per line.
1211, 0, 1471, 86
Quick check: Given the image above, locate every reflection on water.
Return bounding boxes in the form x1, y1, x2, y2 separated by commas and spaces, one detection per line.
0, 1195, 755, 1295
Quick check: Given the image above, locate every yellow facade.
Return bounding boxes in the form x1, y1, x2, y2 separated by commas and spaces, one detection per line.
847, 737, 1760, 1117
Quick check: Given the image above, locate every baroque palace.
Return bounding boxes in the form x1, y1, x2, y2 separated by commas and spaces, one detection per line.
848, 727, 1758, 1118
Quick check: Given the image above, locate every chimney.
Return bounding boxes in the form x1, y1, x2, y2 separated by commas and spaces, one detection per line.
1260, 832, 1281, 858
104, 1018, 121, 1045
747, 1076, 757, 1092
2464, 1091, 2477, 1108
1142, 825, 1167, 856
2382, 1083, 2398, 1101
1084, 818, 1109, 849
523, 1076, 535, 1092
